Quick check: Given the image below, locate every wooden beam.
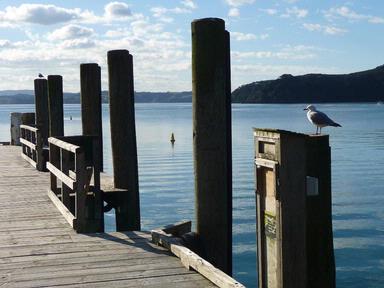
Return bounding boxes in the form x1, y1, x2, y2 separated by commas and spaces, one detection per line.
152, 230, 244, 288
48, 137, 81, 153
20, 153, 37, 168
20, 138, 36, 150
46, 162, 75, 190
47, 189, 76, 229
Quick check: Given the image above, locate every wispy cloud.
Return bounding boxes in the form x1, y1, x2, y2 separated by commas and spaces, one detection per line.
303, 23, 347, 35
231, 32, 269, 41
232, 45, 319, 60
226, 0, 255, 7
47, 24, 94, 41
225, 0, 255, 17
281, 6, 308, 18
324, 6, 384, 24
260, 8, 278, 16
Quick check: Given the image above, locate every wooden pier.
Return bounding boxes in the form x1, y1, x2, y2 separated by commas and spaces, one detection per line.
0, 146, 218, 288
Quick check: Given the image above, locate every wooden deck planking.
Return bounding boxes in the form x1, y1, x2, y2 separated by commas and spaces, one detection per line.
0, 146, 217, 288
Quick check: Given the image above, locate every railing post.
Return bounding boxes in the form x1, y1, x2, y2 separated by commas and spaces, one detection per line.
191, 18, 232, 275
75, 148, 87, 233
35, 129, 44, 171
60, 149, 71, 209
107, 49, 140, 231
80, 63, 103, 172
48, 75, 64, 137
49, 141, 60, 195
34, 78, 49, 146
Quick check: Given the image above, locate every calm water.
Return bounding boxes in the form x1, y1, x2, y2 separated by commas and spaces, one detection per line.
1, 103, 383, 288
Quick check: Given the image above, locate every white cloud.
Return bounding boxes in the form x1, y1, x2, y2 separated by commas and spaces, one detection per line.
324, 6, 384, 24
282, 6, 308, 18
303, 23, 347, 35
0, 3, 82, 25
232, 45, 321, 61
260, 8, 278, 15
226, 0, 255, 7
48, 24, 94, 41
0, 40, 12, 48
181, 0, 197, 9
104, 2, 132, 19
228, 8, 240, 17
231, 32, 269, 41
60, 38, 96, 49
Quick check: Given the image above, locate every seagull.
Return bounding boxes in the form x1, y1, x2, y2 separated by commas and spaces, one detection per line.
38, 73, 44, 78
304, 104, 341, 135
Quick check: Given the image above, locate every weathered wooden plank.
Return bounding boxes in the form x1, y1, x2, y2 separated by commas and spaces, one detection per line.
152, 230, 244, 288
20, 152, 37, 168
47, 189, 76, 229
20, 125, 38, 132
46, 162, 75, 190
48, 137, 80, 153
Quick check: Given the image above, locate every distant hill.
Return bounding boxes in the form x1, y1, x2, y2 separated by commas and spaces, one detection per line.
232, 65, 384, 103
0, 91, 192, 104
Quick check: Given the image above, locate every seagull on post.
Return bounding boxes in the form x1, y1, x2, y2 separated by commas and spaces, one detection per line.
304, 104, 341, 135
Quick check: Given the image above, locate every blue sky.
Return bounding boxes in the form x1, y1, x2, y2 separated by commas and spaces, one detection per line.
0, 0, 383, 92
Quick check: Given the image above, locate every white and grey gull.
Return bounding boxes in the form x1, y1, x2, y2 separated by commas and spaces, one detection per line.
304, 104, 341, 134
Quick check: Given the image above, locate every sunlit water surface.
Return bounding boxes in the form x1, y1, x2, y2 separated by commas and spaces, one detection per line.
1, 103, 383, 288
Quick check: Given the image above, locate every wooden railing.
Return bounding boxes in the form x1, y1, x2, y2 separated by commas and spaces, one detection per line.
46, 135, 104, 233
20, 124, 44, 170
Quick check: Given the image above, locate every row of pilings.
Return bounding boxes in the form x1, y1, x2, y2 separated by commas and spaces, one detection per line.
26, 18, 233, 275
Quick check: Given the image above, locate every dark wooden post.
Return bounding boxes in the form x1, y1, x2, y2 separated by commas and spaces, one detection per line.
21, 113, 35, 125
191, 18, 232, 275
47, 75, 64, 137
306, 135, 335, 288
34, 79, 49, 146
80, 63, 103, 172
107, 49, 140, 231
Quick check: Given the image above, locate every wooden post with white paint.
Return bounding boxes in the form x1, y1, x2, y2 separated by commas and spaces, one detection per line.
253, 128, 335, 288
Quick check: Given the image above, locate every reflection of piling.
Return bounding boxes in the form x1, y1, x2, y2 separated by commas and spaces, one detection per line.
108, 49, 140, 231
80, 63, 103, 171
34, 78, 49, 145
47, 75, 64, 137
192, 18, 232, 275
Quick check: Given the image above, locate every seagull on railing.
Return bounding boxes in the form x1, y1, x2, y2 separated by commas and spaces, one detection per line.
304, 104, 341, 135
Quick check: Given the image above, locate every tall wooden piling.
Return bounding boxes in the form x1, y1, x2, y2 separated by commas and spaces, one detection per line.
80, 63, 103, 171
191, 18, 232, 275
47, 75, 64, 137
34, 79, 49, 145
107, 49, 140, 231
